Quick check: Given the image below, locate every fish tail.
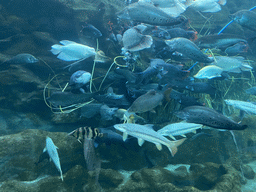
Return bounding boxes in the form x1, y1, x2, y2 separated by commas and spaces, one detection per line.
60, 171, 64, 181
50, 44, 63, 55
218, 0, 226, 5
168, 138, 187, 157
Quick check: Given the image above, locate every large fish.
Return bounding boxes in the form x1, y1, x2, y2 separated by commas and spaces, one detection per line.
128, 89, 164, 113
175, 106, 248, 130
195, 34, 247, 50
187, 0, 226, 13
157, 122, 203, 140
230, 10, 256, 32
114, 123, 186, 156
165, 38, 214, 63
117, 2, 185, 26
47, 91, 95, 108
44, 137, 63, 181
225, 100, 256, 115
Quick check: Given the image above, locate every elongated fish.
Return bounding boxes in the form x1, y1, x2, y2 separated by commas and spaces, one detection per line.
157, 122, 203, 140
44, 137, 63, 181
47, 91, 95, 108
225, 100, 256, 115
117, 2, 185, 26
114, 123, 186, 156
175, 106, 248, 130
230, 10, 256, 32
165, 38, 214, 63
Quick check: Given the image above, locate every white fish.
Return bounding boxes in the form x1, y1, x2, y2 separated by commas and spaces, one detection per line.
213, 56, 252, 73
187, 0, 226, 13
194, 65, 223, 79
114, 123, 186, 156
157, 122, 203, 140
225, 99, 256, 115
50, 40, 96, 61
44, 137, 63, 181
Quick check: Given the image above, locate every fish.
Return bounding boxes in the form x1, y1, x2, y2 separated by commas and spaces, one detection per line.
165, 38, 214, 63
170, 89, 204, 106
117, 2, 186, 26
2, 53, 38, 64
195, 34, 248, 50
175, 106, 248, 130
245, 87, 256, 95
122, 26, 153, 52
128, 89, 164, 113
114, 123, 186, 156
69, 70, 91, 92
153, 27, 198, 41
47, 91, 95, 108
157, 122, 203, 140
114, 109, 146, 123
44, 137, 63, 181
93, 92, 130, 108
213, 56, 252, 73
187, 0, 226, 13
194, 65, 223, 79
80, 103, 103, 118
139, 0, 189, 17
80, 24, 102, 38
224, 42, 249, 56
224, 100, 256, 115
100, 104, 118, 121
185, 82, 216, 96
230, 10, 256, 32
50, 40, 96, 61
106, 87, 125, 100
114, 67, 137, 84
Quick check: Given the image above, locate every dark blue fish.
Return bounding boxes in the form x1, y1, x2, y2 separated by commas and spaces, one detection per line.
224, 42, 249, 56
185, 82, 216, 96
3, 53, 38, 64
175, 106, 248, 130
81, 24, 102, 38
230, 10, 256, 32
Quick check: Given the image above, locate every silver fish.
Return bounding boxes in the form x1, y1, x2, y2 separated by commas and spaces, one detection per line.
157, 122, 203, 140
225, 100, 256, 115
114, 123, 186, 156
117, 2, 185, 26
194, 65, 223, 79
44, 137, 63, 181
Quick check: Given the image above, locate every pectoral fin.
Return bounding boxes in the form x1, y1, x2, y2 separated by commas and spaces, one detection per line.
138, 138, 145, 146
123, 132, 128, 141
155, 143, 162, 151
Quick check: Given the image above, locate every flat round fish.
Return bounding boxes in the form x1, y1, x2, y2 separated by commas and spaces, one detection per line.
128, 90, 164, 113
165, 38, 214, 63
175, 106, 247, 130
194, 65, 223, 79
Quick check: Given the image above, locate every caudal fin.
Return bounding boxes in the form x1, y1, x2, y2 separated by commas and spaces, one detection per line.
168, 138, 187, 157
50, 44, 63, 55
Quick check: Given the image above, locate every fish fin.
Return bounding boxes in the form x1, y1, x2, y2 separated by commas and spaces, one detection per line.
169, 135, 177, 140
149, 109, 156, 114
60, 40, 76, 45
57, 52, 80, 61
49, 158, 52, 162
123, 132, 128, 141
50, 45, 62, 55
144, 124, 154, 129
218, 0, 226, 5
201, 4, 221, 13
181, 134, 187, 138
138, 138, 145, 146
168, 138, 187, 157
60, 171, 64, 181
156, 143, 162, 151
43, 147, 47, 152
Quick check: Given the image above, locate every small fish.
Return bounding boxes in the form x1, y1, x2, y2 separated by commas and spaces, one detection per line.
194, 65, 223, 79
117, 2, 186, 26
122, 26, 153, 52
50, 40, 96, 61
114, 123, 186, 156
80, 24, 102, 38
128, 89, 164, 113
195, 34, 247, 50
245, 87, 256, 95
230, 10, 256, 32
157, 122, 203, 140
106, 87, 124, 100
214, 56, 252, 73
187, 0, 226, 13
165, 37, 214, 63
225, 99, 256, 115
44, 137, 63, 181
47, 91, 95, 108
170, 89, 203, 106
185, 82, 216, 96
154, 27, 198, 41
69, 70, 91, 92
175, 106, 248, 130
100, 104, 118, 121
114, 109, 146, 123
2, 53, 38, 64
